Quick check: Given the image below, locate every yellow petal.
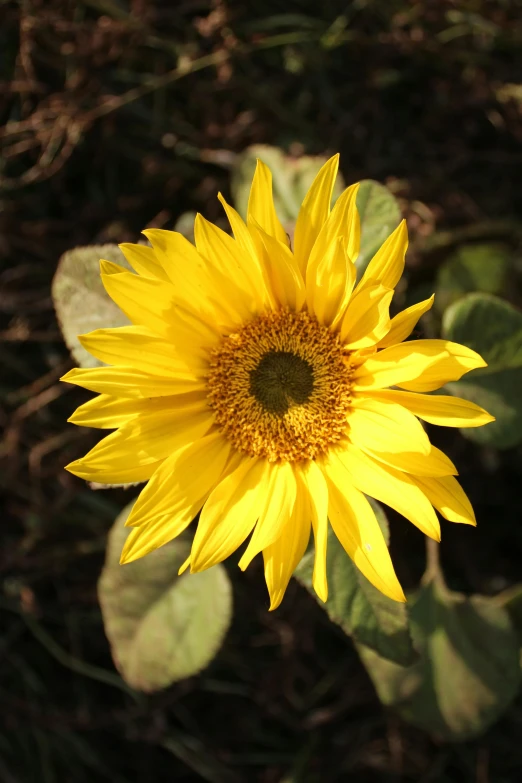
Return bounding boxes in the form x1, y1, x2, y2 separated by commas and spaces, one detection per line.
247, 159, 288, 245
293, 154, 340, 275
348, 397, 431, 455
300, 459, 329, 602
353, 339, 486, 391
218, 195, 277, 310
61, 366, 204, 398
352, 342, 437, 390
362, 442, 458, 478
263, 480, 311, 611
249, 221, 306, 311
78, 325, 208, 377
190, 457, 268, 572
194, 213, 271, 316
395, 340, 488, 392
66, 403, 213, 484
377, 295, 435, 348
340, 284, 393, 348
100, 261, 220, 347
178, 555, 191, 575
67, 428, 161, 485
120, 434, 230, 557
322, 456, 405, 602
123, 430, 231, 537
411, 475, 476, 526
307, 183, 360, 268
363, 389, 495, 428
238, 462, 297, 570
98, 260, 123, 275
142, 228, 238, 330
331, 443, 441, 541
119, 242, 170, 282
68, 394, 141, 429
218, 192, 262, 266
306, 235, 356, 326
68, 392, 205, 429
357, 219, 408, 293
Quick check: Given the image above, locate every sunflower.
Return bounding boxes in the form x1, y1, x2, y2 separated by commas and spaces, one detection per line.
63, 154, 493, 609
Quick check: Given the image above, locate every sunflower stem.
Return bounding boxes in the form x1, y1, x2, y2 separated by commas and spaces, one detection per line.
424, 537, 443, 585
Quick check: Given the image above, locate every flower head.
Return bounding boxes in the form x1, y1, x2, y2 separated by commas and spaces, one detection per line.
63, 155, 493, 608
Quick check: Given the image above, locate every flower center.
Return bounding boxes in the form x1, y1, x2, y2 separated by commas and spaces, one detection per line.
249, 350, 314, 415
207, 310, 354, 462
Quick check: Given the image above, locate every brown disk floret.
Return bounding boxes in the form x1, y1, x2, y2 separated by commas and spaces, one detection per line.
207, 310, 354, 462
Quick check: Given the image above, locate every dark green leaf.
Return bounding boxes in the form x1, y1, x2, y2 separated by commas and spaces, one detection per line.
52, 244, 131, 368
493, 583, 522, 647
98, 503, 233, 692
294, 501, 415, 666
359, 578, 521, 741
442, 292, 522, 448
435, 242, 510, 312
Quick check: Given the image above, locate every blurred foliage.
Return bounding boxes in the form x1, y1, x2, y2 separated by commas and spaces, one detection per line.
52, 244, 130, 368
435, 243, 511, 313
3, 0, 522, 780
443, 293, 522, 448
295, 500, 415, 667
99, 502, 232, 693
359, 563, 521, 742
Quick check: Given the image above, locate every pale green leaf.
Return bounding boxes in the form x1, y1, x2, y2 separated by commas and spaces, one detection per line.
355, 179, 402, 275
359, 579, 521, 741
98, 503, 233, 692
52, 244, 131, 368
174, 210, 197, 243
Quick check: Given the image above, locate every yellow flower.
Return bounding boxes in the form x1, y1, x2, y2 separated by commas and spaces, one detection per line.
63, 155, 493, 609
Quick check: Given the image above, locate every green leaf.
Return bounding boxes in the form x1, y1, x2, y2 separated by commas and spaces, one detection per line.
358, 578, 521, 741
294, 501, 415, 666
493, 583, 522, 648
52, 244, 131, 368
435, 242, 511, 312
230, 144, 345, 228
355, 180, 402, 276
98, 503, 233, 692
442, 292, 522, 448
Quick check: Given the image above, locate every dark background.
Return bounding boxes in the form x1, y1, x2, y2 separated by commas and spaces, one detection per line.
2, 1, 522, 781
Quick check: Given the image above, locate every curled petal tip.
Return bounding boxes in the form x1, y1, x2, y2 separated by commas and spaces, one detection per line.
61, 369, 76, 383
64, 459, 81, 476
314, 587, 328, 604
178, 556, 191, 576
